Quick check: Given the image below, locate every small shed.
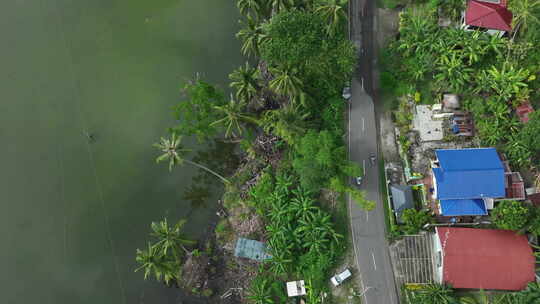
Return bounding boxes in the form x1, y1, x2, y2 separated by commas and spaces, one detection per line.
442, 94, 460, 111
286, 280, 306, 297
517, 102, 534, 123
234, 238, 272, 261
390, 185, 415, 223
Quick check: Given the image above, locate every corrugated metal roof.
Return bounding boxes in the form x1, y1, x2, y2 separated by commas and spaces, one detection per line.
434, 148, 505, 199
465, 0, 513, 31
390, 185, 414, 223
440, 199, 487, 216
436, 227, 535, 290
234, 238, 271, 261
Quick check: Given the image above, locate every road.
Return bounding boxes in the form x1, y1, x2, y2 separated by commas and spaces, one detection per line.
347, 0, 400, 303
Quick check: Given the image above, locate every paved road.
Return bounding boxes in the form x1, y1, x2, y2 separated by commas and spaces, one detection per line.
347, 0, 399, 303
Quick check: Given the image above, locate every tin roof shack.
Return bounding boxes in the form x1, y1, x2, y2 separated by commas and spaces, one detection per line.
234, 238, 272, 261
390, 185, 415, 223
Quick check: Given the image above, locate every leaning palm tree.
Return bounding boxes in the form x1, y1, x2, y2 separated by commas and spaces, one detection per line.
268, 65, 303, 99
315, 0, 348, 35
236, 16, 264, 57
135, 243, 179, 285
510, 0, 540, 39
211, 97, 259, 138
150, 218, 196, 259
229, 62, 260, 103
154, 133, 230, 183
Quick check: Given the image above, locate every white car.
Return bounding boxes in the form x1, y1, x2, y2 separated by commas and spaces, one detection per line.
331, 269, 352, 286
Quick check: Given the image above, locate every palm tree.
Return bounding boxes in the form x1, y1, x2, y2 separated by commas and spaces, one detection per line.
236, 16, 264, 57
260, 104, 309, 145
211, 97, 258, 138
409, 284, 458, 304
269, 0, 294, 13
237, 0, 271, 20
315, 0, 348, 35
268, 65, 303, 99
247, 277, 275, 304
510, 0, 540, 39
154, 133, 230, 183
229, 62, 260, 103
150, 218, 196, 258
135, 243, 179, 285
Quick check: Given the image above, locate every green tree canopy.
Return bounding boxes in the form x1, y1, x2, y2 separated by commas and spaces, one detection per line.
401, 208, 431, 235
292, 129, 358, 191
172, 80, 226, 141
491, 200, 530, 231
260, 10, 355, 88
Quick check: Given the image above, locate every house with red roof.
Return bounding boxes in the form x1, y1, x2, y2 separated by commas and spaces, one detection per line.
433, 227, 535, 290
462, 0, 513, 37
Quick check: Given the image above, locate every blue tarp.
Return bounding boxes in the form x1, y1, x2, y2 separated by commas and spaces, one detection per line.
440, 199, 487, 216
433, 148, 505, 200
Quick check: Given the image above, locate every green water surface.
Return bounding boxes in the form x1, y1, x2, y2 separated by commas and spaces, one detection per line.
0, 0, 243, 303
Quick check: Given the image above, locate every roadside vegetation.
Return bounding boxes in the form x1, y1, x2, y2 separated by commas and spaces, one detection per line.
134, 0, 374, 302
403, 282, 540, 304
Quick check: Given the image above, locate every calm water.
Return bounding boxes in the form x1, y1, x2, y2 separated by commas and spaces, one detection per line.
0, 0, 243, 303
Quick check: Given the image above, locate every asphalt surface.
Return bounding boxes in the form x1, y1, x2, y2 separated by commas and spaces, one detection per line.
347, 0, 400, 303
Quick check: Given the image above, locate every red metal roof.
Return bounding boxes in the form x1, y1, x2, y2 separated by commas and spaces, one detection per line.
465, 0, 513, 31
436, 227, 535, 290
529, 193, 540, 206
517, 102, 534, 123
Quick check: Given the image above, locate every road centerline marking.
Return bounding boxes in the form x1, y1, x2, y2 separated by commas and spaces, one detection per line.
371, 251, 377, 270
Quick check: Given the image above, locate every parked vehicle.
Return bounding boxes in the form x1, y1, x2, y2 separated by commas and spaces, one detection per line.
369, 153, 376, 166
342, 86, 351, 100
331, 269, 352, 286
356, 176, 363, 186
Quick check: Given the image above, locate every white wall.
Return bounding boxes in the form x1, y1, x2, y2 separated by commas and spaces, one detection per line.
432, 231, 443, 284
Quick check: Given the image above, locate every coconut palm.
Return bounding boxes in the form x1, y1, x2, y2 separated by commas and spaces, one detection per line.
269, 0, 294, 13
211, 97, 258, 138
229, 62, 260, 103
268, 65, 303, 99
135, 243, 179, 285
410, 284, 458, 304
315, 0, 348, 35
247, 277, 275, 304
236, 16, 264, 57
150, 218, 196, 258
154, 133, 230, 183
238, 0, 271, 19
260, 104, 309, 145
510, 0, 540, 39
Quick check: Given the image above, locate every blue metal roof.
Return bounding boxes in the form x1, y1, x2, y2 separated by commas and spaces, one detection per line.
440, 199, 487, 216
433, 148, 505, 199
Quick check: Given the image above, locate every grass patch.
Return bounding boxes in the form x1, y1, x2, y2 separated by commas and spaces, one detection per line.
379, 156, 395, 234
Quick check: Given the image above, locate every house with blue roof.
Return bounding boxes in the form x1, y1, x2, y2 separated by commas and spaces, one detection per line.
431, 148, 506, 216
